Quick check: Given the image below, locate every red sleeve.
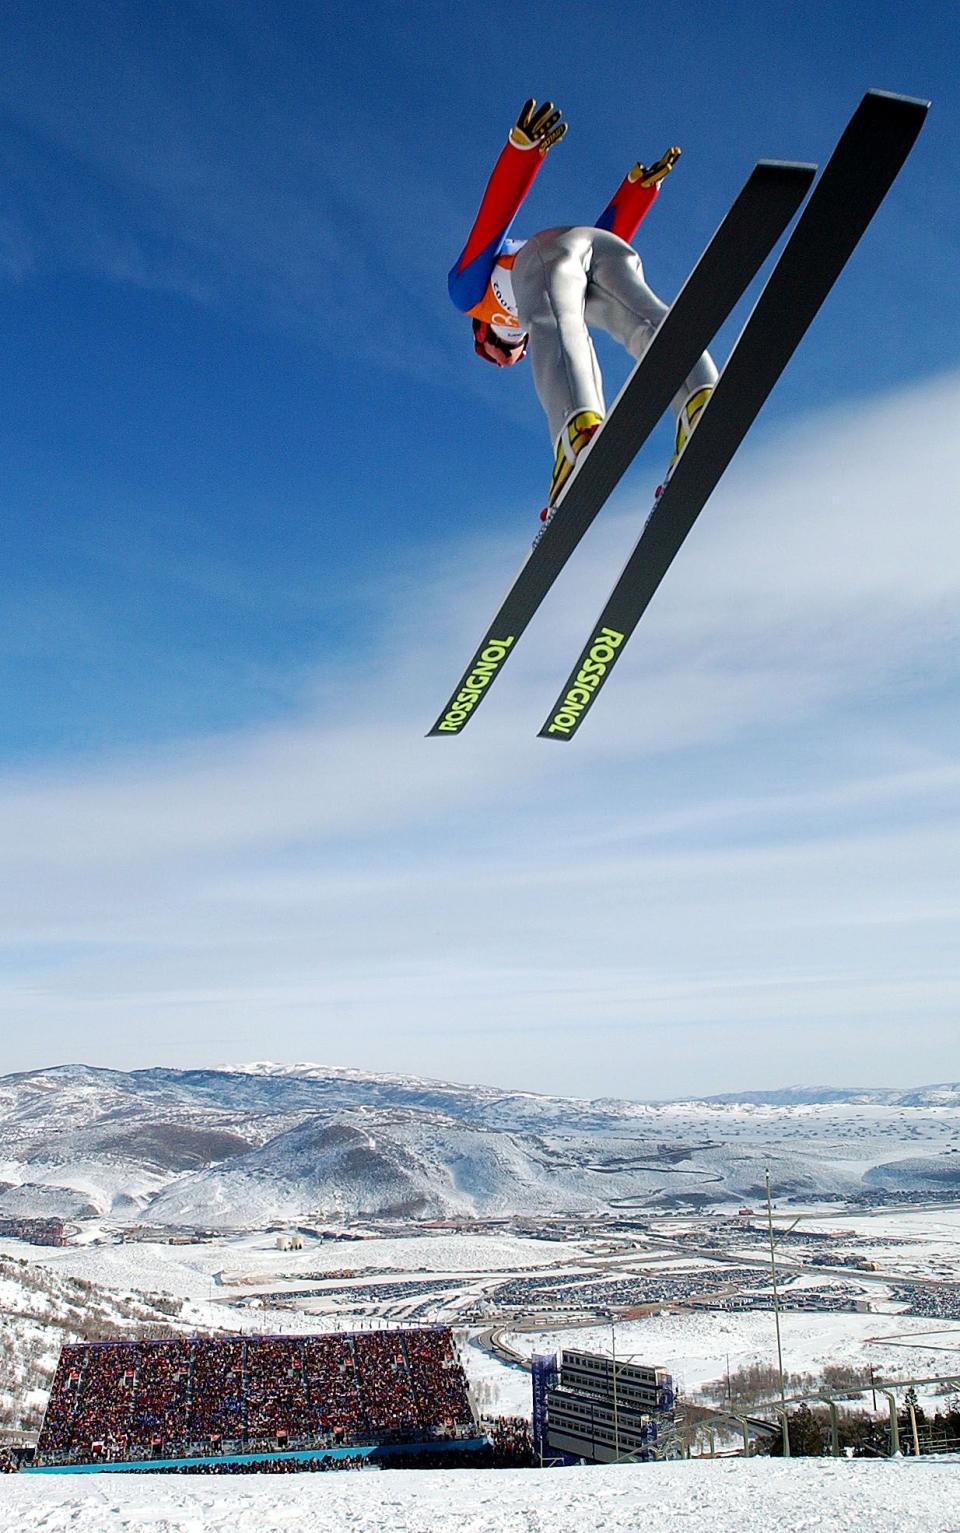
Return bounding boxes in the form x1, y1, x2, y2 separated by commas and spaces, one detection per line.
448, 139, 544, 312
595, 173, 660, 243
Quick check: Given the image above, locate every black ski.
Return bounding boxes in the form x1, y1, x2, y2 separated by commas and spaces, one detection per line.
539, 89, 928, 742
428, 159, 816, 736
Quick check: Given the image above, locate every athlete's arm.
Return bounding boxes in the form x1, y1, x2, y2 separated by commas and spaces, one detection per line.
595, 145, 681, 243
448, 99, 567, 313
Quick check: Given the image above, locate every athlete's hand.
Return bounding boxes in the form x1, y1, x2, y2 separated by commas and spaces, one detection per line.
629, 146, 682, 186
510, 99, 568, 156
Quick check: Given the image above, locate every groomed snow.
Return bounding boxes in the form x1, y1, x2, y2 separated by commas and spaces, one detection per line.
3, 1460, 959, 1533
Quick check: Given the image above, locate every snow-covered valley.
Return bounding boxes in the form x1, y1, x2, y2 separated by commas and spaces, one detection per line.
3, 1061, 960, 1525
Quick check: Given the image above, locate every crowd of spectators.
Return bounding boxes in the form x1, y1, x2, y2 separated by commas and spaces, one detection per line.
51, 1343, 137, 1462
354, 1329, 422, 1435
379, 1445, 497, 1470
131, 1340, 192, 1454
33, 1348, 84, 1458
35, 1327, 478, 1467
405, 1328, 472, 1428
188, 1338, 245, 1445
303, 1334, 366, 1442
143, 1454, 369, 1474
244, 1338, 308, 1443
484, 1415, 535, 1467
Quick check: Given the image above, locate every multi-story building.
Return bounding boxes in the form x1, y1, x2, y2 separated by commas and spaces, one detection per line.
533, 1347, 676, 1465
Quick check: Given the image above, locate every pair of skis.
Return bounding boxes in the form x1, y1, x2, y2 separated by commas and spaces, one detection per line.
429, 90, 928, 742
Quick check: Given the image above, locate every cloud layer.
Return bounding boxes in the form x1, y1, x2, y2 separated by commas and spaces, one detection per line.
2, 372, 959, 1097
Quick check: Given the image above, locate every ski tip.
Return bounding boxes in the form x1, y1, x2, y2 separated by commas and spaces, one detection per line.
748, 162, 817, 206
862, 87, 931, 114
754, 157, 815, 174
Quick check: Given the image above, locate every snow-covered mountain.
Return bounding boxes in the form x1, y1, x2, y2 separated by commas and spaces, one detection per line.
1, 1063, 959, 1228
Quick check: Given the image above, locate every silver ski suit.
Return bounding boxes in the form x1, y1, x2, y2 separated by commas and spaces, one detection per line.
512, 225, 718, 448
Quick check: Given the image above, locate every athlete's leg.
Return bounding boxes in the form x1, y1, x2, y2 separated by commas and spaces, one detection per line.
584, 228, 718, 416
512, 227, 606, 447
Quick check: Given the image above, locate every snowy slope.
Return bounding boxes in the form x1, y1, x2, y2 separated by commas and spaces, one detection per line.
3, 1459, 959, 1533
145, 1111, 570, 1225
0, 1251, 194, 1434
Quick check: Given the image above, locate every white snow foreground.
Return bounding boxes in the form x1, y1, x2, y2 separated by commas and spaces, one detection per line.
3, 1460, 959, 1533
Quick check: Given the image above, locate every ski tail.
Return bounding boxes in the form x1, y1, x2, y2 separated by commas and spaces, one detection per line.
427, 160, 816, 738
538, 89, 929, 743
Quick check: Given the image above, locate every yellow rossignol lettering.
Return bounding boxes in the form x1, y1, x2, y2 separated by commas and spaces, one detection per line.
546, 626, 625, 734
437, 637, 517, 731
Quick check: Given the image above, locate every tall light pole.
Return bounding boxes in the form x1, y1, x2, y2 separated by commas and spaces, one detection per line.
609, 1314, 621, 1462
765, 1169, 789, 1457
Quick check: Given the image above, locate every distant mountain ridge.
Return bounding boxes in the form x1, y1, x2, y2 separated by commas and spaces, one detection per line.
214, 1063, 960, 1110
215, 1062, 960, 1108
1, 1062, 958, 1228
6, 1060, 959, 1115
699, 1085, 960, 1107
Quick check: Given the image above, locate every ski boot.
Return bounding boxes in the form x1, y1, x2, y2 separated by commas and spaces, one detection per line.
539, 410, 603, 526
654, 385, 713, 499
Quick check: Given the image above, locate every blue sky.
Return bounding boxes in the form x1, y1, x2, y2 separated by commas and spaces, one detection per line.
0, 0, 958, 1096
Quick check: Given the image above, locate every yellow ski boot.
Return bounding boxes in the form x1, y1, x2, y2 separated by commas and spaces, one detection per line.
657, 386, 713, 497
540, 410, 603, 523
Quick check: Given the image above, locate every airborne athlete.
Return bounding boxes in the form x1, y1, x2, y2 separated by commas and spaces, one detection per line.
433, 90, 927, 742
449, 99, 717, 518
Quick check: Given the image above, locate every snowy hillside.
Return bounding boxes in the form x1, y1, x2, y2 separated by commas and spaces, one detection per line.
3, 1459, 959, 1533
2, 1063, 959, 1228
0, 1251, 191, 1433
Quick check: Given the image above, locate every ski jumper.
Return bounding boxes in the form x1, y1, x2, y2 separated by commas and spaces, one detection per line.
449, 133, 717, 451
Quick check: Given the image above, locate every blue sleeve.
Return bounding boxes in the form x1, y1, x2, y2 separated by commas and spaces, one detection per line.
449, 138, 543, 313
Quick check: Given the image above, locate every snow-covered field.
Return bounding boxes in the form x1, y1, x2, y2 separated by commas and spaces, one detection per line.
3, 1231, 569, 1300
464, 1335, 535, 1417
506, 1308, 960, 1399
795, 1207, 960, 1282
6, 1211, 960, 1427
3, 1460, 959, 1533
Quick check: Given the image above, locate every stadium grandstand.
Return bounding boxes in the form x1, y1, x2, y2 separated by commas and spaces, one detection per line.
28, 1327, 486, 1473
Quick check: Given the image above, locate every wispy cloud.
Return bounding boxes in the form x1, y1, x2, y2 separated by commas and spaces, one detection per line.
1, 373, 958, 1095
